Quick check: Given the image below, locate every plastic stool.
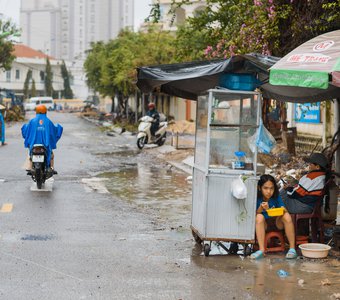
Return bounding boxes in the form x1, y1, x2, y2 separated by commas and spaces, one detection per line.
265, 231, 285, 253
295, 235, 308, 246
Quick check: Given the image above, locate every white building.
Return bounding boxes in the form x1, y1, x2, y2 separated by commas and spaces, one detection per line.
20, 0, 134, 61
151, 0, 206, 31
0, 44, 63, 99
20, 0, 134, 99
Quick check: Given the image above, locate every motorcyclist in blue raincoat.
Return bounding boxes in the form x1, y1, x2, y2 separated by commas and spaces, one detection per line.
21, 104, 63, 173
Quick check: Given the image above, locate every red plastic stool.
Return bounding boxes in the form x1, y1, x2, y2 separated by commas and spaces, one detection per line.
265, 231, 285, 253
296, 235, 308, 246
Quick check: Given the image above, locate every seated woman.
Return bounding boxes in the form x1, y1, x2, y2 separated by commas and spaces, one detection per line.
251, 174, 297, 259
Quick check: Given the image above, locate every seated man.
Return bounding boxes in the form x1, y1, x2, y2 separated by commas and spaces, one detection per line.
22, 105, 63, 173
146, 102, 160, 136
280, 152, 328, 214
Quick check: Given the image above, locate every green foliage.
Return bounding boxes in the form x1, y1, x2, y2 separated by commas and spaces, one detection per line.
84, 41, 106, 93
0, 20, 19, 71
23, 69, 32, 99
45, 58, 53, 97
61, 60, 73, 99
173, 0, 340, 58
84, 27, 177, 112
145, 0, 191, 25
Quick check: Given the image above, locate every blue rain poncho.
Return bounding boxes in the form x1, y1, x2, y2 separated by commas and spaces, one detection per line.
0, 111, 5, 144
21, 114, 63, 167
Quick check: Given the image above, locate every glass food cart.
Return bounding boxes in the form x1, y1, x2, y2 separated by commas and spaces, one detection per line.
191, 88, 262, 256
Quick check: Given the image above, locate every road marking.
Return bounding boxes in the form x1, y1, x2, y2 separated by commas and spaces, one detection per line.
0, 203, 13, 213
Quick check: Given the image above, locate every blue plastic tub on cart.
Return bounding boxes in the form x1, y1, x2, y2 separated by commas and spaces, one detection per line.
219, 73, 261, 91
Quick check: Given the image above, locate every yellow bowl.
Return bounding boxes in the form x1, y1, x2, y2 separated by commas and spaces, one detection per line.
266, 207, 284, 217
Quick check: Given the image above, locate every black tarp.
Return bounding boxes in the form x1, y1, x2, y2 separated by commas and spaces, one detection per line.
136, 53, 340, 103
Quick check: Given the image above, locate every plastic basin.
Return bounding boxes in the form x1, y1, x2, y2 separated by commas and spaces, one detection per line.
298, 243, 331, 258
266, 207, 284, 217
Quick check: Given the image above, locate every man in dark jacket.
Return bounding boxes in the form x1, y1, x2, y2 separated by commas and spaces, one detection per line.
280, 152, 328, 214
146, 102, 160, 136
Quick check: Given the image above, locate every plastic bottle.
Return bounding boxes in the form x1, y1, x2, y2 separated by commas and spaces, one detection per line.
277, 269, 289, 278
233, 151, 245, 169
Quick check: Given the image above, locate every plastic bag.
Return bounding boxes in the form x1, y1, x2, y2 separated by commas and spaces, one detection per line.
231, 176, 247, 199
247, 119, 276, 154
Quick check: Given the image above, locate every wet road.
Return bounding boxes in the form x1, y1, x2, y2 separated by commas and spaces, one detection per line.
0, 112, 339, 300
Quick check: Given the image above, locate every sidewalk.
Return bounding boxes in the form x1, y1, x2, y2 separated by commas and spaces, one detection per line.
150, 144, 194, 175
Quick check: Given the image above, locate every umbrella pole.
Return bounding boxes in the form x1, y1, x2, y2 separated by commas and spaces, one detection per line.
335, 99, 340, 181
322, 103, 327, 148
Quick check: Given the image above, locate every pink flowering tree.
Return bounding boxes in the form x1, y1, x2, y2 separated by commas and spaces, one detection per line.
173, 0, 340, 60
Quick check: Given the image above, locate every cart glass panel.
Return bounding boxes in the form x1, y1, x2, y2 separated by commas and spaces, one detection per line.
209, 91, 260, 172
194, 95, 208, 168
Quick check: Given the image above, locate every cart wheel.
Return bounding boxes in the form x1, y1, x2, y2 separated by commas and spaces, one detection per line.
243, 244, 252, 256
192, 230, 202, 245
203, 244, 211, 257
229, 242, 239, 254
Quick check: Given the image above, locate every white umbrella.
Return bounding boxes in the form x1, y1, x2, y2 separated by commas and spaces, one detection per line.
262, 30, 340, 103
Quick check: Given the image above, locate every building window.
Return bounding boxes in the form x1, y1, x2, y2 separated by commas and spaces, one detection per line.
6, 70, 11, 82
40, 71, 45, 82
15, 69, 20, 80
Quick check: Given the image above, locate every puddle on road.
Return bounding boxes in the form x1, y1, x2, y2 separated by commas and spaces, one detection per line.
190, 253, 340, 299
21, 234, 55, 241
93, 149, 340, 298
95, 149, 138, 157
97, 162, 192, 225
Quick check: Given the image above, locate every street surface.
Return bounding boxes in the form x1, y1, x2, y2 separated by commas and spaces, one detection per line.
0, 112, 339, 300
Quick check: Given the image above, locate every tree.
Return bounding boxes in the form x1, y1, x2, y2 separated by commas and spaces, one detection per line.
44, 57, 53, 97
84, 41, 106, 93
0, 20, 19, 71
61, 60, 73, 99
23, 69, 32, 99
172, 0, 340, 59
84, 28, 177, 114
31, 79, 37, 97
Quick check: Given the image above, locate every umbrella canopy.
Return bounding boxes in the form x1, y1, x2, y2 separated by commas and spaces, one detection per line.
263, 30, 340, 103
136, 53, 278, 100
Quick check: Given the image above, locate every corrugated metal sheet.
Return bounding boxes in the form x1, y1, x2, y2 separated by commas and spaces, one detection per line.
192, 172, 257, 241
191, 168, 207, 235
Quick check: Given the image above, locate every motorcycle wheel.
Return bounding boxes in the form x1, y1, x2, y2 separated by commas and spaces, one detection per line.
157, 133, 166, 146
137, 137, 145, 149
36, 168, 43, 189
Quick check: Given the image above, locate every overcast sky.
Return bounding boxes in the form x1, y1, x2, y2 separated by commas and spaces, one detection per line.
0, 0, 153, 31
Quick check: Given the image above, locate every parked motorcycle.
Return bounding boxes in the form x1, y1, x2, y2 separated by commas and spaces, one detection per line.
28, 144, 54, 189
137, 116, 167, 149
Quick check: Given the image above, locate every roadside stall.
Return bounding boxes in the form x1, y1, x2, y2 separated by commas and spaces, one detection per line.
191, 88, 262, 256
137, 54, 278, 256
136, 48, 340, 257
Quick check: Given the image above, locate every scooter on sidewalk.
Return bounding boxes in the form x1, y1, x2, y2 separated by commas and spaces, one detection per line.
137, 116, 167, 149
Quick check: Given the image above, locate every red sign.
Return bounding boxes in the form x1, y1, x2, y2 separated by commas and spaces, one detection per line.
313, 40, 334, 52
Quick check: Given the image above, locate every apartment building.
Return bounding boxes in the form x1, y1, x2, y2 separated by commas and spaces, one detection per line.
20, 0, 134, 61
153, 0, 206, 31
20, 0, 134, 99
